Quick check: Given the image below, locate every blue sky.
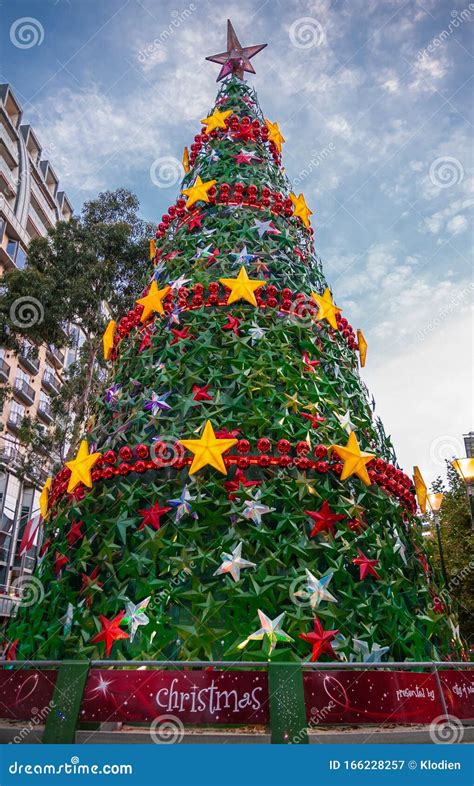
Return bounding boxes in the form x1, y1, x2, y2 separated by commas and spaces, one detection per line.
1, 0, 473, 485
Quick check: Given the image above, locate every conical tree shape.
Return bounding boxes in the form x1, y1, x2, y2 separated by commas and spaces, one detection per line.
7, 74, 458, 664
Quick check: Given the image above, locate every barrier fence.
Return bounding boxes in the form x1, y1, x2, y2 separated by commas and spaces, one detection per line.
0, 660, 472, 744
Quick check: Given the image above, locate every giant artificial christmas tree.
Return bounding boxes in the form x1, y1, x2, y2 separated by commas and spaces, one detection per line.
7, 22, 460, 664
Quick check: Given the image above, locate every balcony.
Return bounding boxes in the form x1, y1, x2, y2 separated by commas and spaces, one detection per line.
30, 176, 57, 228
13, 377, 35, 406
42, 369, 59, 394
6, 410, 24, 433
0, 158, 17, 197
0, 593, 19, 618
0, 443, 20, 465
37, 401, 53, 424
46, 345, 65, 368
0, 122, 19, 165
18, 344, 39, 374
0, 357, 10, 383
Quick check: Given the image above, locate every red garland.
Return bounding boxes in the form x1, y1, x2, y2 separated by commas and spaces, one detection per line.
46, 443, 416, 515
111, 285, 358, 359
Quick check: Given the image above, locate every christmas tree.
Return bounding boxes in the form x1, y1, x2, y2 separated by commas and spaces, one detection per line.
7, 22, 459, 664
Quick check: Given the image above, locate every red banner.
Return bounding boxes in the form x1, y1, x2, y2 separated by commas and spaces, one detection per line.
81, 669, 269, 724
0, 669, 57, 720
303, 670, 474, 725
0, 667, 472, 726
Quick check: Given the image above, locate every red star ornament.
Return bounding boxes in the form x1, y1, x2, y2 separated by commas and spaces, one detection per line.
299, 616, 339, 662
90, 611, 130, 657
306, 500, 345, 538
138, 502, 172, 531
55, 552, 69, 578
68, 520, 84, 546
192, 385, 214, 401
352, 548, 381, 580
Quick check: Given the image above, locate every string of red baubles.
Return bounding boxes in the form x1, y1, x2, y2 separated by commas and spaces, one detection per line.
111, 286, 358, 357
155, 184, 312, 240
46, 441, 416, 514
188, 114, 282, 168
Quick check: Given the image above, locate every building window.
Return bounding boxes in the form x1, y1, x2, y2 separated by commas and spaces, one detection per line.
6, 237, 18, 262
0, 219, 5, 243
15, 369, 29, 384
10, 401, 25, 418
39, 392, 50, 408
15, 246, 27, 269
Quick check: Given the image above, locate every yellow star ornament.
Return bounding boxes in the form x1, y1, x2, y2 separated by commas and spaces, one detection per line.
179, 420, 238, 475
201, 108, 232, 133
219, 266, 264, 306
136, 280, 171, 323
331, 431, 375, 486
290, 192, 313, 228
39, 477, 52, 518
103, 320, 116, 361
181, 176, 217, 208
357, 328, 367, 367
182, 145, 190, 174
66, 440, 102, 493
413, 466, 428, 513
265, 119, 285, 152
311, 287, 341, 330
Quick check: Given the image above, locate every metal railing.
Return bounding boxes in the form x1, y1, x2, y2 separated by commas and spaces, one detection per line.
0, 659, 471, 745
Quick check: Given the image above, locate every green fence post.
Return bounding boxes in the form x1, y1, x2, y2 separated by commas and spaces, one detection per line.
43, 660, 90, 744
268, 662, 308, 744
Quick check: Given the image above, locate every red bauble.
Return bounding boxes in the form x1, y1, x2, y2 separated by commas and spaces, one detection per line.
314, 444, 328, 459
134, 460, 147, 473
277, 439, 291, 454
237, 439, 251, 454
136, 444, 149, 459
256, 437, 271, 453
103, 450, 116, 465
296, 441, 310, 455
119, 446, 133, 462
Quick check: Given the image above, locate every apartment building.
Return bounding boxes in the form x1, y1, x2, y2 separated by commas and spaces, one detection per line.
0, 83, 73, 616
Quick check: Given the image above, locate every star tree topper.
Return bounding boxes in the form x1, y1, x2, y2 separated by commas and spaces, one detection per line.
206, 19, 267, 82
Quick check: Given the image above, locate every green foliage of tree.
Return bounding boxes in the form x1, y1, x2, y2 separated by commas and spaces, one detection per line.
426, 464, 474, 649
0, 188, 151, 467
